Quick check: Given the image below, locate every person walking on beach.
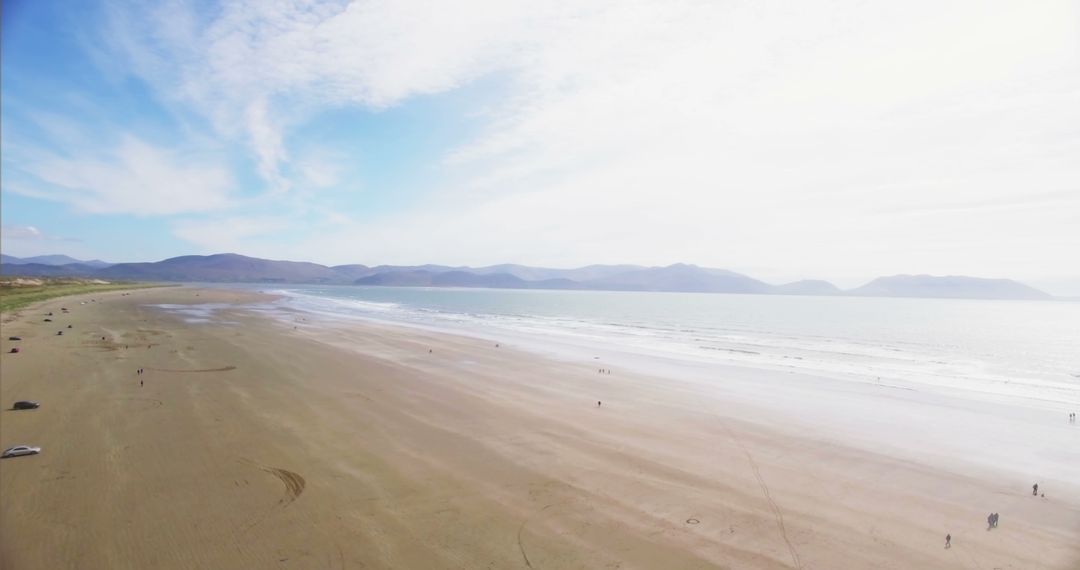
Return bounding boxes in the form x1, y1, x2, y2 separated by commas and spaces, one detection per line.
140, 379, 143, 387
987, 513, 993, 530
945, 534, 951, 548
993, 513, 999, 527
1033, 483, 1039, 496
597, 401, 602, 407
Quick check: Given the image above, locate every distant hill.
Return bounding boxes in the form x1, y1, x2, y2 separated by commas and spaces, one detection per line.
97, 253, 341, 283
773, 280, 842, 295
0, 262, 103, 277
328, 264, 375, 280
0, 252, 1057, 300
356, 270, 579, 290
467, 263, 645, 282
1, 254, 112, 268
354, 270, 441, 287
583, 263, 772, 293
849, 275, 1052, 300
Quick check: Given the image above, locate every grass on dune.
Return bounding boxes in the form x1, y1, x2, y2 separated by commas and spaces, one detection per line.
0, 278, 165, 314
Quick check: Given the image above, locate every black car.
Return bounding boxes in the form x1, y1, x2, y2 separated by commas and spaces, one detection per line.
12, 401, 40, 410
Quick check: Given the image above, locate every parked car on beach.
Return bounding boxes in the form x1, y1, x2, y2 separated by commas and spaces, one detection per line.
13, 401, 40, 410
2, 446, 41, 458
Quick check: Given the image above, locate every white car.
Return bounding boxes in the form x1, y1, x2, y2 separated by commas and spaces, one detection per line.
1, 446, 41, 458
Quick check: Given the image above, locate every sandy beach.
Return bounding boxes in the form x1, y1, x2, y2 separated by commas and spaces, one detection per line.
1, 287, 1077, 569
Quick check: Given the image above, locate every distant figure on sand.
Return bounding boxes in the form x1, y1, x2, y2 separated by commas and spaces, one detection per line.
993, 513, 999, 527
1033, 483, 1039, 496
987, 513, 993, 529
945, 534, 951, 548
140, 379, 143, 387
597, 401, 601, 407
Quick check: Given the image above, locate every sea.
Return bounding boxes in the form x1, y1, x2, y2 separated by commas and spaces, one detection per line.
232, 285, 1080, 410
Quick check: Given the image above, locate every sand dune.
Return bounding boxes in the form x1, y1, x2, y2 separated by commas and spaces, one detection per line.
1, 287, 1076, 569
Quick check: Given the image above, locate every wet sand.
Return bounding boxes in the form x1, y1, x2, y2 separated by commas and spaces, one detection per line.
1, 287, 1077, 569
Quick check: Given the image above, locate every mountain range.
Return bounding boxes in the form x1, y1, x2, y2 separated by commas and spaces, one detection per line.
0, 253, 1054, 300
1, 253, 113, 268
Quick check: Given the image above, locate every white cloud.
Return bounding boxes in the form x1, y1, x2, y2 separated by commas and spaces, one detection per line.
172, 216, 292, 253
1, 225, 44, 239
103, 0, 1080, 286
0, 224, 81, 245
104, 0, 559, 189
15, 136, 233, 216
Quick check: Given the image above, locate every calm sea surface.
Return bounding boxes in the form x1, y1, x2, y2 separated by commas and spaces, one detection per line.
240, 285, 1080, 407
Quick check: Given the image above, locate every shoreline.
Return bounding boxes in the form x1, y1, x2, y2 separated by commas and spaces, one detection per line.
2, 286, 1077, 568
259, 285, 1080, 410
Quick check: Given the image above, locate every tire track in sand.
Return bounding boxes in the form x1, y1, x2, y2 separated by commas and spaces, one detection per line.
261, 466, 306, 506
236, 459, 306, 533
517, 500, 574, 569
238, 459, 306, 506
147, 365, 237, 373
720, 422, 803, 569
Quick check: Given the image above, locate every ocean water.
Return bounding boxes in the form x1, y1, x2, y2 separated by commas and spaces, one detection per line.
245, 285, 1080, 410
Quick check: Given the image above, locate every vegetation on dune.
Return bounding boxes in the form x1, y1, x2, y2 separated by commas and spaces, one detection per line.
0, 277, 165, 313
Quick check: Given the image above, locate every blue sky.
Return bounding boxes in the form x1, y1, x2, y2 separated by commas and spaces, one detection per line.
2, 0, 1079, 293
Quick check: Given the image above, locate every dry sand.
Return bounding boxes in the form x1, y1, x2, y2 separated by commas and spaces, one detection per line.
1, 287, 1077, 569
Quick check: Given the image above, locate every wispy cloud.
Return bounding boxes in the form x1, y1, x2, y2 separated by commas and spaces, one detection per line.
14, 136, 233, 216
1, 224, 45, 240
171, 215, 293, 253
0, 224, 80, 242
101, 0, 560, 191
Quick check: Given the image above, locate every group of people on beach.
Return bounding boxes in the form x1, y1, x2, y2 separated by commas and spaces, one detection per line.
945, 483, 1046, 549
598, 368, 611, 374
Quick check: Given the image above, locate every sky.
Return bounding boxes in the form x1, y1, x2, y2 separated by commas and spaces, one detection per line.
1, 0, 1078, 294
